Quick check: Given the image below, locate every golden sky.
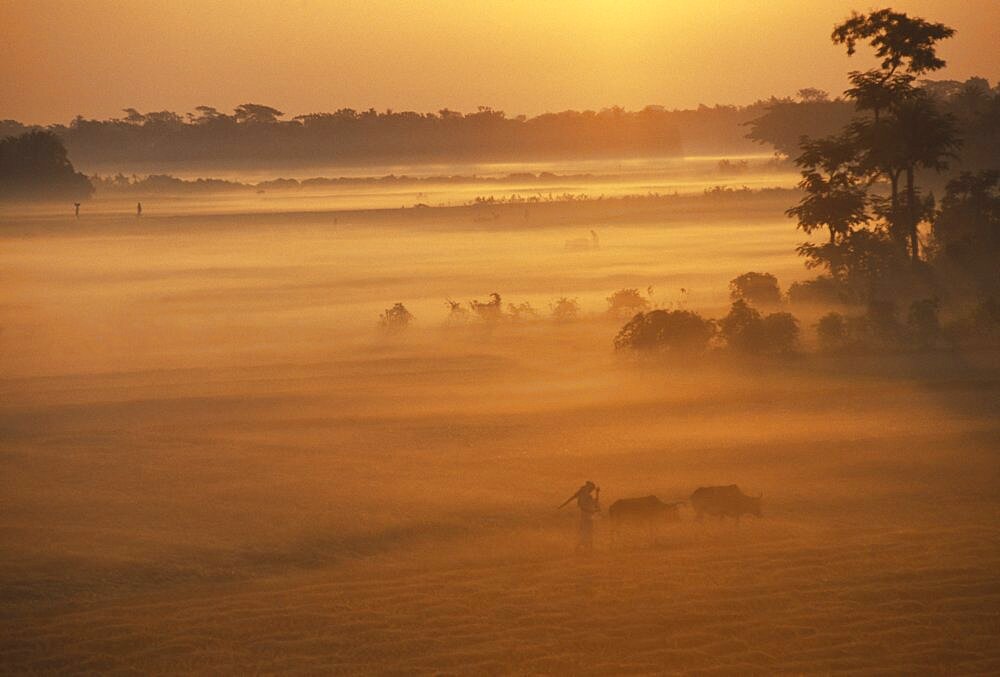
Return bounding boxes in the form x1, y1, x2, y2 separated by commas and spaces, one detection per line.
2, 0, 998, 124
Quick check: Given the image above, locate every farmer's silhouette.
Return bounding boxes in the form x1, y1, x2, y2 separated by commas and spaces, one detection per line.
560, 481, 600, 552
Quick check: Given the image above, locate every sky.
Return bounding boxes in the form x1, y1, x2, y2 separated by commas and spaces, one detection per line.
2, 0, 998, 125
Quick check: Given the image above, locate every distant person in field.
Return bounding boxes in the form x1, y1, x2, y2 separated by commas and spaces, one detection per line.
74, 202, 80, 218
136, 202, 142, 217
559, 481, 600, 552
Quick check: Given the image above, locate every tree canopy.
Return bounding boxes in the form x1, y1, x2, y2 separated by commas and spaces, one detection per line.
0, 130, 93, 201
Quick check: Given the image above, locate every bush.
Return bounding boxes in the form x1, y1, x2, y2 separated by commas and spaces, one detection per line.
507, 301, 538, 322
761, 312, 800, 353
613, 309, 715, 353
444, 299, 469, 324
718, 299, 763, 351
729, 272, 781, 306
550, 297, 580, 322
718, 299, 799, 354
606, 288, 650, 318
470, 293, 503, 322
787, 275, 847, 305
378, 302, 414, 333
864, 300, 901, 343
816, 312, 849, 351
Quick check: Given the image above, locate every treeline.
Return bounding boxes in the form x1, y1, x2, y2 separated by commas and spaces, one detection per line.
0, 100, 793, 169
3, 80, 991, 170
2, 105, 689, 167
746, 77, 999, 180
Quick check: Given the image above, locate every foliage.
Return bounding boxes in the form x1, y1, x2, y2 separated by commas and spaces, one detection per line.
930, 170, 1000, 296
729, 272, 782, 305
718, 300, 799, 354
785, 133, 870, 248
444, 299, 469, 324
760, 313, 801, 353
745, 98, 856, 157
606, 288, 650, 318
550, 297, 580, 323
470, 293, 504, 322
830, 9, 954, 75
787, 276, 848, 306
378, 303, 414, 333
613, 309, 715, 354
0, 130, 93, 201
816, 312, 850, 351
507, 301, 539, 322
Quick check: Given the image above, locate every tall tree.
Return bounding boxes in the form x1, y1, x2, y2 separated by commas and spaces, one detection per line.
787, 133, 869, 250
831, 9, 958, 262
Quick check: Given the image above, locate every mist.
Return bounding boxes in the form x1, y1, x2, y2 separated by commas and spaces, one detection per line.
3, 2, 1000, 674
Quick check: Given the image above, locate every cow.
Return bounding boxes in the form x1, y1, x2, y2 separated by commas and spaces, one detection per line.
689, 485, 762, 523
609, 495, 684, 542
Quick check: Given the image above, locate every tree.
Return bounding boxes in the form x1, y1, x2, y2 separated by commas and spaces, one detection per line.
233, 103, 284, 125
550, 297, 580, 323
831, 10, 954, 75
931, 170, 1000, 294
817, 312, 849, 351
892, 94, 959, 260
718, 300, 800, 354
786, 133, 869, 248
613, 309, 715, 354
831, 9, 959, 263
0, 130, 93, 201
729, 272, 782, 305
798, 88, 830, 103
606, 288, 650, 318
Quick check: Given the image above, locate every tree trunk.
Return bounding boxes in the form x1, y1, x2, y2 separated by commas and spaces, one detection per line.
889, 170, 903, 247
906, 165, 919, 262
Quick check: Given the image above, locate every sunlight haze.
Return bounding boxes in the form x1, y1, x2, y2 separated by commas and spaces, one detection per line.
2, 0, 998, 123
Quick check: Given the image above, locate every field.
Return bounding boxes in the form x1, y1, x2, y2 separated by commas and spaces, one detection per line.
2, 169, 999, 674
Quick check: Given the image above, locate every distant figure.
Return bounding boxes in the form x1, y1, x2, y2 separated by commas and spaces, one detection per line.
73, 202, 80, 218
559, 481, 601, 552
564, 229, 599, 252
136, 202, 142, 217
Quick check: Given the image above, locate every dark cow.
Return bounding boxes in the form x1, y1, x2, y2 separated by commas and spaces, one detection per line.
689, 485, 762, 523
609, 495, 684, 533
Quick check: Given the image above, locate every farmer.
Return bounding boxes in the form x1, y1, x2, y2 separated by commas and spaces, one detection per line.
559, 481, 601, 552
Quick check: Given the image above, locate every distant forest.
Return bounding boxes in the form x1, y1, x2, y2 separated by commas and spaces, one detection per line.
1, 98, 834, 169
1, 77, 995, 174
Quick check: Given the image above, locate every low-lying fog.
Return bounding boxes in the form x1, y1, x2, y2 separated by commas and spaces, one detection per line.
1, 165, 998, 674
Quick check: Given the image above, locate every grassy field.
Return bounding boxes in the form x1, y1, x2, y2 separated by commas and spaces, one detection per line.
2, 187, 998, 674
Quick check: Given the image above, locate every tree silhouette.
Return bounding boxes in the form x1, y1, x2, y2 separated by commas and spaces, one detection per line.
786, 133, 869, 247
931, 170, 1000, 295
0, 130, 93, 201
729, 272, 782, 305
831, 8, 959, 263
